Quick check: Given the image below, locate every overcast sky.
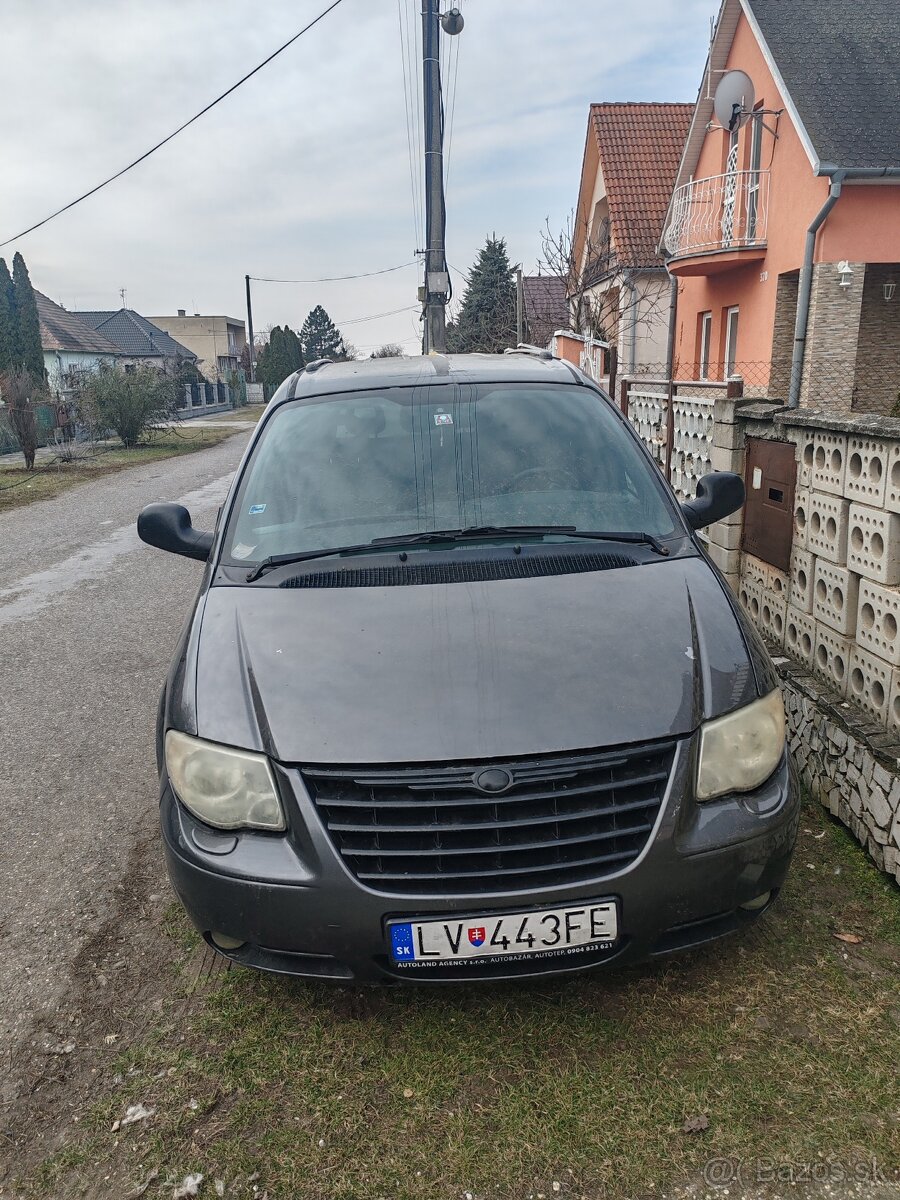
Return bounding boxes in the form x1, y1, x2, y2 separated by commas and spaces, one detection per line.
0, 0, 713, 354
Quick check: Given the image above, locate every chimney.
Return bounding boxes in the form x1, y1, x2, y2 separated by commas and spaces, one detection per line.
177, 309, 186, 317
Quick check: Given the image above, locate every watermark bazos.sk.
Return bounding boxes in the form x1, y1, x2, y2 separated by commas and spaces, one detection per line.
702, 1156, 894, 1188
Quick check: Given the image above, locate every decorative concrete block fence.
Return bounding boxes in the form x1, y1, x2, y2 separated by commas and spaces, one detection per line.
698, 400, 900, 884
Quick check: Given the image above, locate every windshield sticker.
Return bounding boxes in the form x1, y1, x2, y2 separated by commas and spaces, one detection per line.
248, 503, 267, 515
433, 412, 453, 426
231, 542, 256, 560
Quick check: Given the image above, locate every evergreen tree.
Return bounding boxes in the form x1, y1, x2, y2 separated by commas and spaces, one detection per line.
446, 235, 517, 353
0, 259, 15, 373
11, 252, 46, 384
255, 325, 304, 396
300, 306, 347, 362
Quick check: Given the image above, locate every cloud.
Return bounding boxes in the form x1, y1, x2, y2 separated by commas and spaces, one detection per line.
0, 0, 714, 350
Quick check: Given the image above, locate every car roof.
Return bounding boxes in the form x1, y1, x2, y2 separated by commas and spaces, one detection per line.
283, 352, 586, 401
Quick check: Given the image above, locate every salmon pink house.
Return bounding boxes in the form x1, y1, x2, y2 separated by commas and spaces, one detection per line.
661, 0, 900, 414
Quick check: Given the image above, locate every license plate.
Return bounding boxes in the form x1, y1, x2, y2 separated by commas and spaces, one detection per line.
388, 900, 618, 965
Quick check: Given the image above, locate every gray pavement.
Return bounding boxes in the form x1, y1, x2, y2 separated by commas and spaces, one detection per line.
0, 432, 251, 1073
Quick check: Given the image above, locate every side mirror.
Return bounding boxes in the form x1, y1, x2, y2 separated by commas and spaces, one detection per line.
137, 503, 214, 561
681, 471, 745, 530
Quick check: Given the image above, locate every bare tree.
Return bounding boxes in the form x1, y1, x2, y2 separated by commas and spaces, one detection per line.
1, 366, 39, 469
538, 210, 670, 378
371, 343, 406, 358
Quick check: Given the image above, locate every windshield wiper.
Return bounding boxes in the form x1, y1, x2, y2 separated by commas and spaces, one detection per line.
370, 525, 671, 556
245, 542, 386, 581
245, 525, 669, 581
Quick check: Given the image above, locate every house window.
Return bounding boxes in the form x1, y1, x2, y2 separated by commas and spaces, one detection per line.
724, 306, 740, 377
698, 312, 713, 379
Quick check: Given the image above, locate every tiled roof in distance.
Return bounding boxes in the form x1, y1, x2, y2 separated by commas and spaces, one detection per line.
522, 275, 569, 347
77, 309, 196, 360
35, 292, 122, 355
591, 102, 693, 268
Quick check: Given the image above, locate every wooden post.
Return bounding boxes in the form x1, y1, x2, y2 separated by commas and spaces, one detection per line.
619, 378, 629, 417
607, 345, 618, 403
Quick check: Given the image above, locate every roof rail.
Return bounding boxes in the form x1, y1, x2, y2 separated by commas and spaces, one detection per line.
503, 344, 554, 360
304, 358, 334, 374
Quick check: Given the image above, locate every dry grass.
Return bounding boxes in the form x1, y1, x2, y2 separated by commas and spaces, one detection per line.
0, 427, 239, 514
18, 797, 900, 1199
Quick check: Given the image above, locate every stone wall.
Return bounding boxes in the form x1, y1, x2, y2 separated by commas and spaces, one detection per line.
778, 658, 900, 883
800, 261, 865, 412
768, 270, 799, 403
853, 264, 900, 415
720, 404, 900, 884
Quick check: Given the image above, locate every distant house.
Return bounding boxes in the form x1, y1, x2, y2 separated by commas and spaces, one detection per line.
148, 311, 247, 383
77, 308, 197, 375
569, 102, 693, 374
661, 0, 900, 413
522, 276, 569, 349
35, 292, 121, 398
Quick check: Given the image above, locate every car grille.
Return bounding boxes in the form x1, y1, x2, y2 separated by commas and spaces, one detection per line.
300, 740, 675, 895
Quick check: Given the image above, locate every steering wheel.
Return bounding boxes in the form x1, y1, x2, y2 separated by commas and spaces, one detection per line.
504, 465, 581, 492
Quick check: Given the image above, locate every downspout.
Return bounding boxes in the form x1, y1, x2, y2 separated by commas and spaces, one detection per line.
788, 172, 844, 408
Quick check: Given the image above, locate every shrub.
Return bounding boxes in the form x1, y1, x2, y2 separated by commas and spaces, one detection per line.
80, 363, 177, 448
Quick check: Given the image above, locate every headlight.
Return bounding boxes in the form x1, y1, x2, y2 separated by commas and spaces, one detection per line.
164, 730, 285, 831
696, 688, 785, 802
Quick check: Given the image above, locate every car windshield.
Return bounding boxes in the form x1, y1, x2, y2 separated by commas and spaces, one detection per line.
222, 382, 678, 565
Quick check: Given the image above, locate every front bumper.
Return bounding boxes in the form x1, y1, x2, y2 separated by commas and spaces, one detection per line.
160, 740, 800, 983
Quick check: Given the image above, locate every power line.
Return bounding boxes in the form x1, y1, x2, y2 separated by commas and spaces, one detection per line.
250, 261, 417, 284
0, 0, 345, 249
337, 304, 419, 326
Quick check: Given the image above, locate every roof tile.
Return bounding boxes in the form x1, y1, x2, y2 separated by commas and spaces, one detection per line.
589, 102, 693, 268
35, 292, 122, 356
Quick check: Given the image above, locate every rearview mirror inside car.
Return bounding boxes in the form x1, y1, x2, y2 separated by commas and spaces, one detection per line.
680, 471, 745, 531
137, 502, 214, 561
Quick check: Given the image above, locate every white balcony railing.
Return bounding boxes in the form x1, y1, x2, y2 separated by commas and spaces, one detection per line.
664, 170, 769, 259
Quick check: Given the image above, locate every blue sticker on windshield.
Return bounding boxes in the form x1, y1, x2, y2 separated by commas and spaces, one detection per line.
248, 503, 267, 515
433, 412, 453, 426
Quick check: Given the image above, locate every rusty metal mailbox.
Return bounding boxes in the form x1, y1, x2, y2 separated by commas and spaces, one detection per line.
740, 437, 797, 573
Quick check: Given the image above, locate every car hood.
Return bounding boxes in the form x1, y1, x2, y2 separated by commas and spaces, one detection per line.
193, 556, 757, 764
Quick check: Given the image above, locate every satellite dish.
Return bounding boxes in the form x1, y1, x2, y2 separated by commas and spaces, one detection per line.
714, 70, 756, 130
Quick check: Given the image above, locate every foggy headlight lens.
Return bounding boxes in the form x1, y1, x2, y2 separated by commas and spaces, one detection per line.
696, 688, 785, 802
165, 730, 285, 831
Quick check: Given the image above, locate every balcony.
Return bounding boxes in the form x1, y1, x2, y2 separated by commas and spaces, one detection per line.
664, 170, 769, 275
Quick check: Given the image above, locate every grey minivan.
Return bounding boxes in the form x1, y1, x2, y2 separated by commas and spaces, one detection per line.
139, 353, 798, 982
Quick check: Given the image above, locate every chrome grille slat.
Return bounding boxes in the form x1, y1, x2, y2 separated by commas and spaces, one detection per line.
339, 821, 654, 856
301, 740, 675, 895
305, 770, 669, 810
327, 794, 660, 834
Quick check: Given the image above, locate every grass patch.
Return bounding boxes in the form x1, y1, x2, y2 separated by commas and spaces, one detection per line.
0, 427, 240, 514
19, 799, 900, 1199
208, 405, 267, 424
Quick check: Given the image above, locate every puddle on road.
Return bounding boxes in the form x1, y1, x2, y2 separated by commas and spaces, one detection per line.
0, 474, 232, 628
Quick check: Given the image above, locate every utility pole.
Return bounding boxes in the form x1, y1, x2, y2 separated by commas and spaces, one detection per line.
421, 3, 462, 353
516, 267, 524, 346
245, 274, 256, 383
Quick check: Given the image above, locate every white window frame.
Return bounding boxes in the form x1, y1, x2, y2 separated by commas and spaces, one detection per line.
724, 306, 740, 378
699, 312, 713, 380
